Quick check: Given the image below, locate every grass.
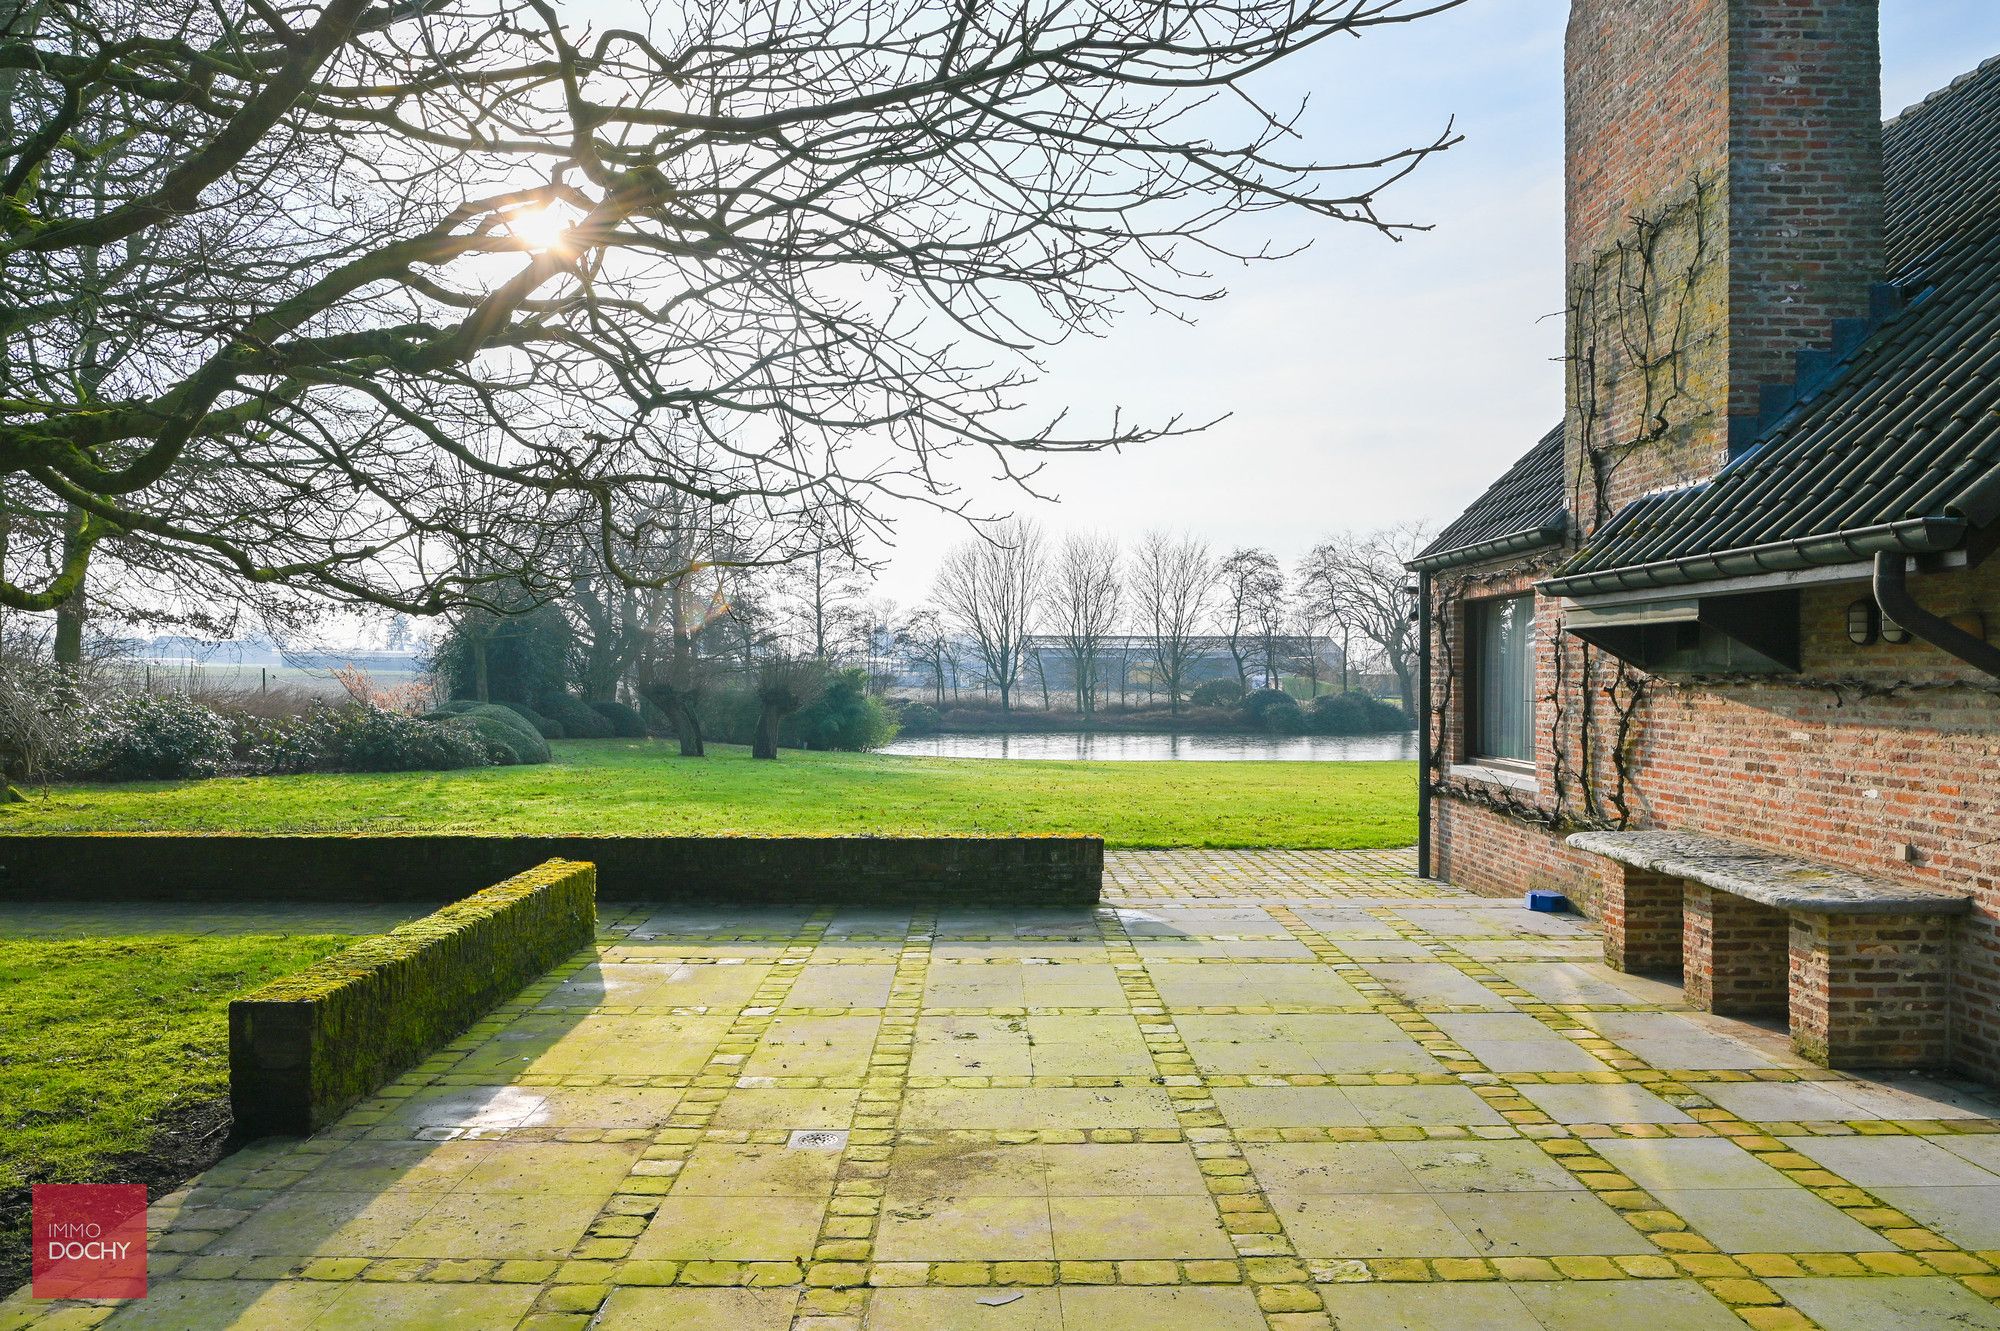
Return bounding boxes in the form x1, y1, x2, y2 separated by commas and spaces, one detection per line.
0, 740, 1416, 849
0, 932, 353, 1287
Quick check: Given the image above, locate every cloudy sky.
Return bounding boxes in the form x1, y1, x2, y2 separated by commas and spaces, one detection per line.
867, 0, 2000, 609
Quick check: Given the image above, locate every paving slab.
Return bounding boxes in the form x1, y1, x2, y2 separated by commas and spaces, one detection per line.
12, 847, 2000, 1331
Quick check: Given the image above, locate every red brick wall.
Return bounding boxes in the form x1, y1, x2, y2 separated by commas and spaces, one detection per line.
1565, 0, 1731, 530
1726, 0, 1885, 412
1426, 558, 2000, 1078
1432, 798, 1603, 912
1563, 0, 1884, 532
1432, 0, 1991, 1076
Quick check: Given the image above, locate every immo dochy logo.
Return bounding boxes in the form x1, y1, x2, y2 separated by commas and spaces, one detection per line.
32, 1184, 148, 1299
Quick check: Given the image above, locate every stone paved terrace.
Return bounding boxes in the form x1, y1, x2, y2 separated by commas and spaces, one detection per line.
10, 850, 2000, 1330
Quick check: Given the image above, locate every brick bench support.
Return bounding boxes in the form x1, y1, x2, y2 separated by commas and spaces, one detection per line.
1684, 883, 1789, 1017
1597, 861, 1684, 975
1790, 913, 1956, 1069
1567, 829, 1969, 1072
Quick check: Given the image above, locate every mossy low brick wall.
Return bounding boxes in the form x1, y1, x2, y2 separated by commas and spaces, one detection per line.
0, 834, 1101, 906
229, 858, 596, 1138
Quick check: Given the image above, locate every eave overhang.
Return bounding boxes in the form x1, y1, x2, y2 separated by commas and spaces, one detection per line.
1539, 516, 1968, 600
1407, 522, 1566, 575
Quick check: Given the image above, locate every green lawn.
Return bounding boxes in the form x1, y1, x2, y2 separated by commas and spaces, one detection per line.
0, 740, 1417, 849
0, 932, 353, 1287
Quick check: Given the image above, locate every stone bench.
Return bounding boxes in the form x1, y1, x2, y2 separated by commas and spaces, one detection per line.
1566, 829, 1971, 1070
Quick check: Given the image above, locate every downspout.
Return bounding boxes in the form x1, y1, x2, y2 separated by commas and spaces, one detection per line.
1872, 552, 2000, 680
1416, 569, 1432, 880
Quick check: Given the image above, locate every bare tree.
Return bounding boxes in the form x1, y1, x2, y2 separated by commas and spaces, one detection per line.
933, 520, 1046, 713
1217, 548, 1284, 689
1300, 524, 1430, 715
1049, 533, 1122, 722
1253, 566, 1291, 690
1287, 584, 1330, 698
0, 0, 1463, 620
778, 549, 871, 661
894, 608, 952, 706
1130, 530, 1216, 716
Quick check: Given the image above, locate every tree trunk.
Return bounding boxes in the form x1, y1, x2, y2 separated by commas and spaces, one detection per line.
753, 703, 782, 759
1393, 659, 1417, 719
51, 509, 89, 668
671, 700, 705, 756
51, 587, 84, 668
471, 636, 491, 702
659, 686, 705, 757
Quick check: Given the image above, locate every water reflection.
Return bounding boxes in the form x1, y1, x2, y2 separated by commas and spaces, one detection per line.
877, 731, 1418, 762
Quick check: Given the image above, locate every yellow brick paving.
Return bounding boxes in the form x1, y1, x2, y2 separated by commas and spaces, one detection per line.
7, 850, 2000, 1329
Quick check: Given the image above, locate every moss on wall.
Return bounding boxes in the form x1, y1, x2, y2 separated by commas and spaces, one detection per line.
228, 858, 596, 1137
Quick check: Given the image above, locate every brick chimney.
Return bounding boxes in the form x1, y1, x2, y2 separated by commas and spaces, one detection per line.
1564, 0, 1884, 536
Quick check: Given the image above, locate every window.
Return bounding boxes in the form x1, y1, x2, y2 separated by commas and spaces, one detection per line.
1468, 594, 1535, 764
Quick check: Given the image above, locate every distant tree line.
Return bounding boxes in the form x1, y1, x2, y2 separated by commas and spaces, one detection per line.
910, 522, 1430, 726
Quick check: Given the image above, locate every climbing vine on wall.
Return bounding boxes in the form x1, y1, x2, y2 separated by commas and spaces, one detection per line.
1429, 563, 1650, 837
1433, 173, 1722, 836
1566, 173, 1721, 531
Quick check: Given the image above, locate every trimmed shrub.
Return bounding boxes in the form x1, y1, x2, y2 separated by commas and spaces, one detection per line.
497, 701, 564, 739
236, 705, 490, 774
75, 692, 234, 781
324, 707, 493, 772
589, 700, 646, 738
1306, 691, 1409, 736
1239, 687, 1303, 731
230, 858, 598, 1135
790, 669, 897, 751
1189, 678, 1246, 708
896, 702, 942, 736
542, 696, 615, 739
430, 704, 551, 765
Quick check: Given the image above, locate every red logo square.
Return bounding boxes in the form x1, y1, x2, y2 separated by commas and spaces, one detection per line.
32, 1184, 148, 1300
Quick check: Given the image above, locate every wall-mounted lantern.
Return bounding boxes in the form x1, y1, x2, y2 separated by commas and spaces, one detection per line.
1845, 598, 1880, 646
1881, 613, 1913, 645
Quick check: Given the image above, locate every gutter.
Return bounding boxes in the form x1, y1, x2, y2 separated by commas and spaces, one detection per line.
1416, 568, 1432, 880
1541, 516, 1966, 598
1872, 551, 2000, 680
1408, 522, 1566, 574
1947, 459, 2000, 529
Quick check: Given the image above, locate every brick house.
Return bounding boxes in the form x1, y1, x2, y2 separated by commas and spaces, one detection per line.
1413, 1, 2000, 1076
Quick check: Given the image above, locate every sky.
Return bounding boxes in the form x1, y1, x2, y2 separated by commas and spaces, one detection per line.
866, 0, 2000, 610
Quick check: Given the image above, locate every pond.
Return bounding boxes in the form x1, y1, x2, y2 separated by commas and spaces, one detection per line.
877, 731, 1419, 762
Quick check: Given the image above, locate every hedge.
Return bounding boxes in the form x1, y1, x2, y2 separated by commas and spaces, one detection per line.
228, 858, 596, 1137
0, 834, 1102, 906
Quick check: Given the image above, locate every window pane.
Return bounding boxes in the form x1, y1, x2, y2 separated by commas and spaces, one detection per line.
1472, 595, 1534, 762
